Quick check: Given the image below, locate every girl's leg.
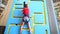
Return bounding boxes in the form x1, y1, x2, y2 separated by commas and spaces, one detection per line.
20, 22, 24, 34
27, 22, 32, 34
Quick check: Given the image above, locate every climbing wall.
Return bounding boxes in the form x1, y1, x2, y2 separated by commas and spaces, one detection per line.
4, 0, 59, 34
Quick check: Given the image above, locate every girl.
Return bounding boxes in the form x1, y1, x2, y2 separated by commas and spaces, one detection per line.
20, 2, 31, 34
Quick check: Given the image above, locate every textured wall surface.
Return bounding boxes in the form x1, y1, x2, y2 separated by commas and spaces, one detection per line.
0, 0, 13, 26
